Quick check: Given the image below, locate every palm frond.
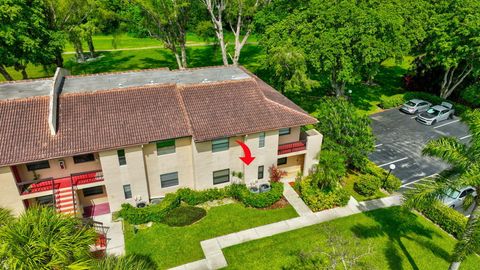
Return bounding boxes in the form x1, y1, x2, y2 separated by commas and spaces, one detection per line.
462, 109, 480, 144
422, 137, 470, 170
457, 164, 480, 188
403, 174, 454, 209
451, 205, 480, 262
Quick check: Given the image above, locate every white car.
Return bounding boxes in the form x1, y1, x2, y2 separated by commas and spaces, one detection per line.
441, 186, 477, 208
416, 102, 455, 125
400, 99, 432, 114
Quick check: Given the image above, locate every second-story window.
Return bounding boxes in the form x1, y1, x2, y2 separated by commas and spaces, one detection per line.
117, 149, 127, 166
279, 128, 291, 136
259, 132, 265, 148
212, 138, 229, 152
73, 153, 95, 164
26, 160, 50, 171
156, 139, 176, 155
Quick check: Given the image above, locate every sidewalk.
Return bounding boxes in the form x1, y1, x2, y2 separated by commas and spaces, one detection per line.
170, 194, 402, 270
93, 213, 125, 256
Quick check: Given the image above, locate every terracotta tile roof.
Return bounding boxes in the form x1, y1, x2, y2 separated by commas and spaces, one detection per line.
0, 68, 317, 166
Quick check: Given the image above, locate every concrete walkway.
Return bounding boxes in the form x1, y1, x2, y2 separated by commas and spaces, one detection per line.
170, 195, 402, 270
282, 182, 313, 216
93, 213, 125, 256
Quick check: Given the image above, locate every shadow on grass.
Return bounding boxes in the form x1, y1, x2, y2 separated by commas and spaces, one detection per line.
351, 207, 450, 270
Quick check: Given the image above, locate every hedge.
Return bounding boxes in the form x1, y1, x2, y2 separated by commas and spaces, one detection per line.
416, 202, 467, 238
297, 176, 350, 211
379, 91, 470, 116
354, 174, 381, 196
118, 183, 284, 224
360, 160, 401, 193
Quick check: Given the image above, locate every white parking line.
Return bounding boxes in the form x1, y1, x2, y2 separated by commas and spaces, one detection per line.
460, 135, 472, 140
400, 173, 439, 187
433, 119, 460, 129
379, 157, 408, 167
375, 143, 383, 147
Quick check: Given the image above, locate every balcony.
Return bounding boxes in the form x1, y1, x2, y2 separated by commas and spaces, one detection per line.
17, 170, 104, 195
278, 141, 307, 155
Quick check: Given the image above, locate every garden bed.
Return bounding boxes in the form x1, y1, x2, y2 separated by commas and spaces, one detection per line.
343, 172, 387, 202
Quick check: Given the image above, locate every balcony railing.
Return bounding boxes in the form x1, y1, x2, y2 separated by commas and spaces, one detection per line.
278, 140, 307, 155
17, 170, 104, 195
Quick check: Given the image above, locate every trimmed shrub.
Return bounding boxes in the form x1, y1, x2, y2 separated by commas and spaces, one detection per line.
379, 94, 405, 109
416, 202, 467, 238
177, 187, 229, 206
118, 193, 181, 224
162, 206, 206, 227
354, 174, 381, 196
298, 177, 350, 211
230, 182, 284, 208
361, 161, 401, 193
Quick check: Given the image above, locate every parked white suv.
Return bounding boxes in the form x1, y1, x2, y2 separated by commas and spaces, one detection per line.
416, 102, 455, 125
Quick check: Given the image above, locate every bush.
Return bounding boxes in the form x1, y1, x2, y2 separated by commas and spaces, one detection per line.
312, 149, 347, 189
298, 176, 350, 211
416, 202, 467, 238
461, 83, 480, 107
177, 187, 229, 206
379, 94, 405, 109
230, 182, 284, 208
118, 193, 181, 224
162, 206, 206, 227
354, 174, 381, 196
361, 161, 401, 193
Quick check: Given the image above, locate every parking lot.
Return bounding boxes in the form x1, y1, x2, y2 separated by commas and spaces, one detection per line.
369, 109, 471, 191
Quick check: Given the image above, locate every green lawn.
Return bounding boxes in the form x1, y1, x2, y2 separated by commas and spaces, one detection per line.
124, 203, 298, 269
343, 172, 387, 202
223, 207, 480, 270
1, 44, 263, 81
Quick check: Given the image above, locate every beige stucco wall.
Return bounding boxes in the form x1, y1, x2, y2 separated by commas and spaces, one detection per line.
278, 126, 301, 145
77, 185, 109, 207
303, 129, 323, 176
99, 146, 149, 212
15, 154, 102, 181
192, 136, 244, 190
242, 131, 279, 185
0, 167, 24, 215
143, 137, 195, 198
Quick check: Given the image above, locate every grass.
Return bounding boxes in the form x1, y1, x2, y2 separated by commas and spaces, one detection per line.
223, 207, 480, 270
124, 203, 297, 269
343, 172, 387, 202
161, 206, 206, 227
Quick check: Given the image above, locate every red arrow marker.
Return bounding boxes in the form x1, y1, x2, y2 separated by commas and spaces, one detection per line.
236, 140, 255, 165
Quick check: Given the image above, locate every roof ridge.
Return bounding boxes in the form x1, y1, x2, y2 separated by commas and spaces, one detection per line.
0, 77, 51, 85
175, 85, 195, 138
177, 77, 256, 88
65, 67, 171, 79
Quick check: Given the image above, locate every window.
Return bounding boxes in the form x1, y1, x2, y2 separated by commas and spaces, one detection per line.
83, 186, 104, 197
36, 195, 54, 206
277, 157, 287, 165
117, 149, 126, 166
26, 161, 50, 171
156, 139, 175, 155
213, 169, 230, 185
73, 153, 95, 164
279, 128, 291, 136
259, 132, 265, 148
258, 165, 264, 179
160, 172, 179, 188
212, 138, 229, 152
123, 184, 132, 199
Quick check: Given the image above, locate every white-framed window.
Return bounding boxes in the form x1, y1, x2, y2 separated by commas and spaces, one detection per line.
259, 132, 265, 148
279, 128, 291, 136
213, 169, 230, 185
117, 149, 126, 166
161, 172, 179, 188
212, 138, 229, 152
123, 184, 132, 199
258, 165, 264, 179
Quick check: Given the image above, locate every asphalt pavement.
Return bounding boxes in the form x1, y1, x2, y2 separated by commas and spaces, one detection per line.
368, 109, 471, 191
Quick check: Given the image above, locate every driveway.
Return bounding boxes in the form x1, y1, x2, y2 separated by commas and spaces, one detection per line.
368, 109, 471, 191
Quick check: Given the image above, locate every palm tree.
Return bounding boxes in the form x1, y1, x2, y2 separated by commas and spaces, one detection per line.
0, 206, 97, 269
90, 254, 157, 270
0, 208, 13, 227
404, 110, 480, 270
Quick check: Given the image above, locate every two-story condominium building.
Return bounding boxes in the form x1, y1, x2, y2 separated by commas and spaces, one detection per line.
0, 66, 323, 217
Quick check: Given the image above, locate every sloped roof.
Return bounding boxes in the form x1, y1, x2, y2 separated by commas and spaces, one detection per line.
0, 66, 317, 166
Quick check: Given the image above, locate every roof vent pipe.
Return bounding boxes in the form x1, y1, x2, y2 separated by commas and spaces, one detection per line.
49, 68, 69, 135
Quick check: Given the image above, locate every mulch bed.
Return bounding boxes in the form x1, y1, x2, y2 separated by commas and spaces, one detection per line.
260, 196, 290, 210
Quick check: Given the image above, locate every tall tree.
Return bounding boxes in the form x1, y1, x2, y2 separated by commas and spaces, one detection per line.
0, 207, 97, 269
404, 109, 480, 270
421, 0, 480, 99
134, 0, 191, 69
200, 0, 266, 65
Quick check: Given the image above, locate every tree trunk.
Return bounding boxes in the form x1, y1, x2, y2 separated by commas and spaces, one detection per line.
331, 68, 345, 97
87, 35, 95, 58
202, 0, 228, 65
0, 65, 13, 81
74, 40, 85, 63
216, 27, 228, 66
20, 67, 28, 80
180, 43, 187, 68
448, 262, 461, 270
55, 51, 64, 67
440, 65, 473, 99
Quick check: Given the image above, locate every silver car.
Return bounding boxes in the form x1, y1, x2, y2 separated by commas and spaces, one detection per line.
400, 99, 432, 114
416, 102, 455, 125
441, 186, 477, 208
